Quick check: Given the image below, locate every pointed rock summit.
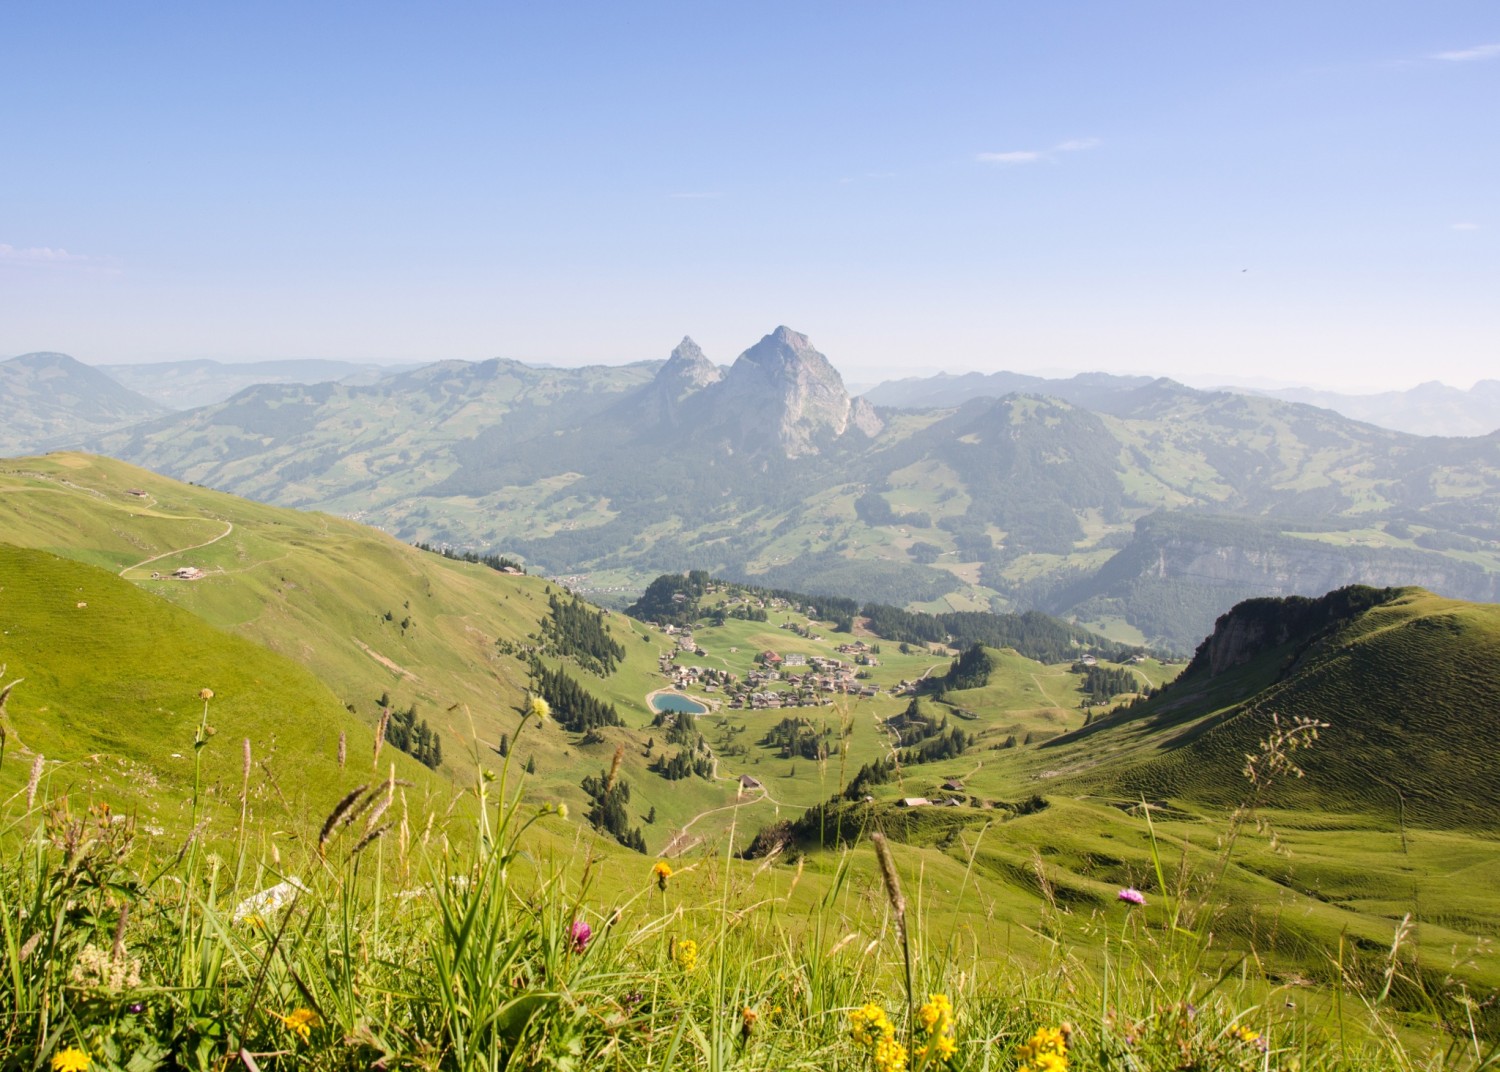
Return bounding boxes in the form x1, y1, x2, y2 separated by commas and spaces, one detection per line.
709, 326, 882, 456
658, 336, 724, 394
637, 336, 724, 426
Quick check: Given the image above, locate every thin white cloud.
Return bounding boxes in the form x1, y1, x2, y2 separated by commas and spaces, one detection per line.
0, 242, 120, 276
977, 150, 1043, 165
0, 243, 93, 264
1431, 43, 1500, 62
1452, 221, 1481, 231
976, 138, 1100, 166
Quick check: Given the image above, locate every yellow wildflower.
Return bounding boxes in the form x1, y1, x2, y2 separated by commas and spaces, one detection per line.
852, 1002, 907, 1070
674, 938, 698, 972
850, 1002, 894, 1046
527, 694, 551, 722
1231, 1023, 1266, 1051
51, 1049, 92, 1072
1016, 1024, 1069, 1072
555, 802, 569, 820
915, 992, 957, 1063
652, 859, 673, 890
275, 1007, 320, 1043
872, 1034, 908, 1072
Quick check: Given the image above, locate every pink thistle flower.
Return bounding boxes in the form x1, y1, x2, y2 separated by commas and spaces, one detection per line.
569, 919, 593, 954
1118, 887, 1146, 906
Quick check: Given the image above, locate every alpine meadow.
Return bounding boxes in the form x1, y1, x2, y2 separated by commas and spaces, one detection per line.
4, 5, 1500, 1071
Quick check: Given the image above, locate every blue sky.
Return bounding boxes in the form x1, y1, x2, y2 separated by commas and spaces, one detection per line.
2, 2, 1496, 389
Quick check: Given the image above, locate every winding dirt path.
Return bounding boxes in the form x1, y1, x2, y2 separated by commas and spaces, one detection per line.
119, 520, 235, 577
660, 784, 768, 858
1030, 671, 1065, 708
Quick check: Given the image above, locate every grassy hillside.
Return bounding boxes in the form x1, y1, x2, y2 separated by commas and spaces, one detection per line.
5, 462, 1500, 1058
0, 543, 441, 836
1042, 586, 1500, 828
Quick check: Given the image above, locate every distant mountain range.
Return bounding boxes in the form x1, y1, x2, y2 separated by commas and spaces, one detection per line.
0, 352, 167, 453
1237, 380, 1500, 438
98, 357, 416, 410
55, 325, 1493, 651
4, 332, 1497, 650
862, 369, 1500, 438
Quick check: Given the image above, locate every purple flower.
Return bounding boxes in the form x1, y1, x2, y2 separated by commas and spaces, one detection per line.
569, 919, 593, 954
1118, 887, 1146, 906
127, 1002, 145, 1015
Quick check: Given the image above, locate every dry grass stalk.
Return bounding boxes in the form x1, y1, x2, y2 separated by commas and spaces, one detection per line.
112, 902, 130, 961
351, 820, 394, 857
374, 707, 390, 769
363, 767, 396, 835
319, 784, 370, 856
605, 744, 624, 791
338, 730, 346, 770
25, 754, 44, 808
0, 672, 22, 716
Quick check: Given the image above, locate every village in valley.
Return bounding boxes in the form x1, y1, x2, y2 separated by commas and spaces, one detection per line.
648, 589, 937, 714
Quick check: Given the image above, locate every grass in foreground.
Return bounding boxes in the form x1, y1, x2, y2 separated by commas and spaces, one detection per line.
3, 701, 1497, 1072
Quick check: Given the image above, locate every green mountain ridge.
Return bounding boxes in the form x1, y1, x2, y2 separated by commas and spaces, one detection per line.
73, 329, 1497, 651
0, 352, 167, 454
1045, 585, 1500, 828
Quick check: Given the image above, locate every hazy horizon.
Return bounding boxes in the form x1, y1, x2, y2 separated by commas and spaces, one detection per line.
5, 340, 1494, 398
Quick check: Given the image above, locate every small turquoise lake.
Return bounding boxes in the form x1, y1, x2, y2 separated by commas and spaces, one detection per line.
649, 692, 707, 716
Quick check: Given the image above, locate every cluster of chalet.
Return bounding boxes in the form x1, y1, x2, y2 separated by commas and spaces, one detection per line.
744, 650, 879, 701
665, 663, 735, 692
836, 640, 881, 666
656, 626, 707, 678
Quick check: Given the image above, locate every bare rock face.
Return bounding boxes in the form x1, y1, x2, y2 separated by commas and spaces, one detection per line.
641, 337, 724, 425
708, 326, 859, 457
657, 337, 724, 396
847, 395, 885, 439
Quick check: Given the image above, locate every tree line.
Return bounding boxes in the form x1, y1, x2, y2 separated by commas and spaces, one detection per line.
540, 591, 626, 675
528, 658, 624, 732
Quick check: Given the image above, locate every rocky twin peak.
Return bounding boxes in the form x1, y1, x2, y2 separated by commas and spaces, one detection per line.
696, 326, 882, 457
659, 336, 725, 394
636, 336, 725, 427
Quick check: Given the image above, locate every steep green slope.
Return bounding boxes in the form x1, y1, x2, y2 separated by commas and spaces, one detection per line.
0, 453, 770, 852
0, 544, 439, 834
1045, 586, 1500, 827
